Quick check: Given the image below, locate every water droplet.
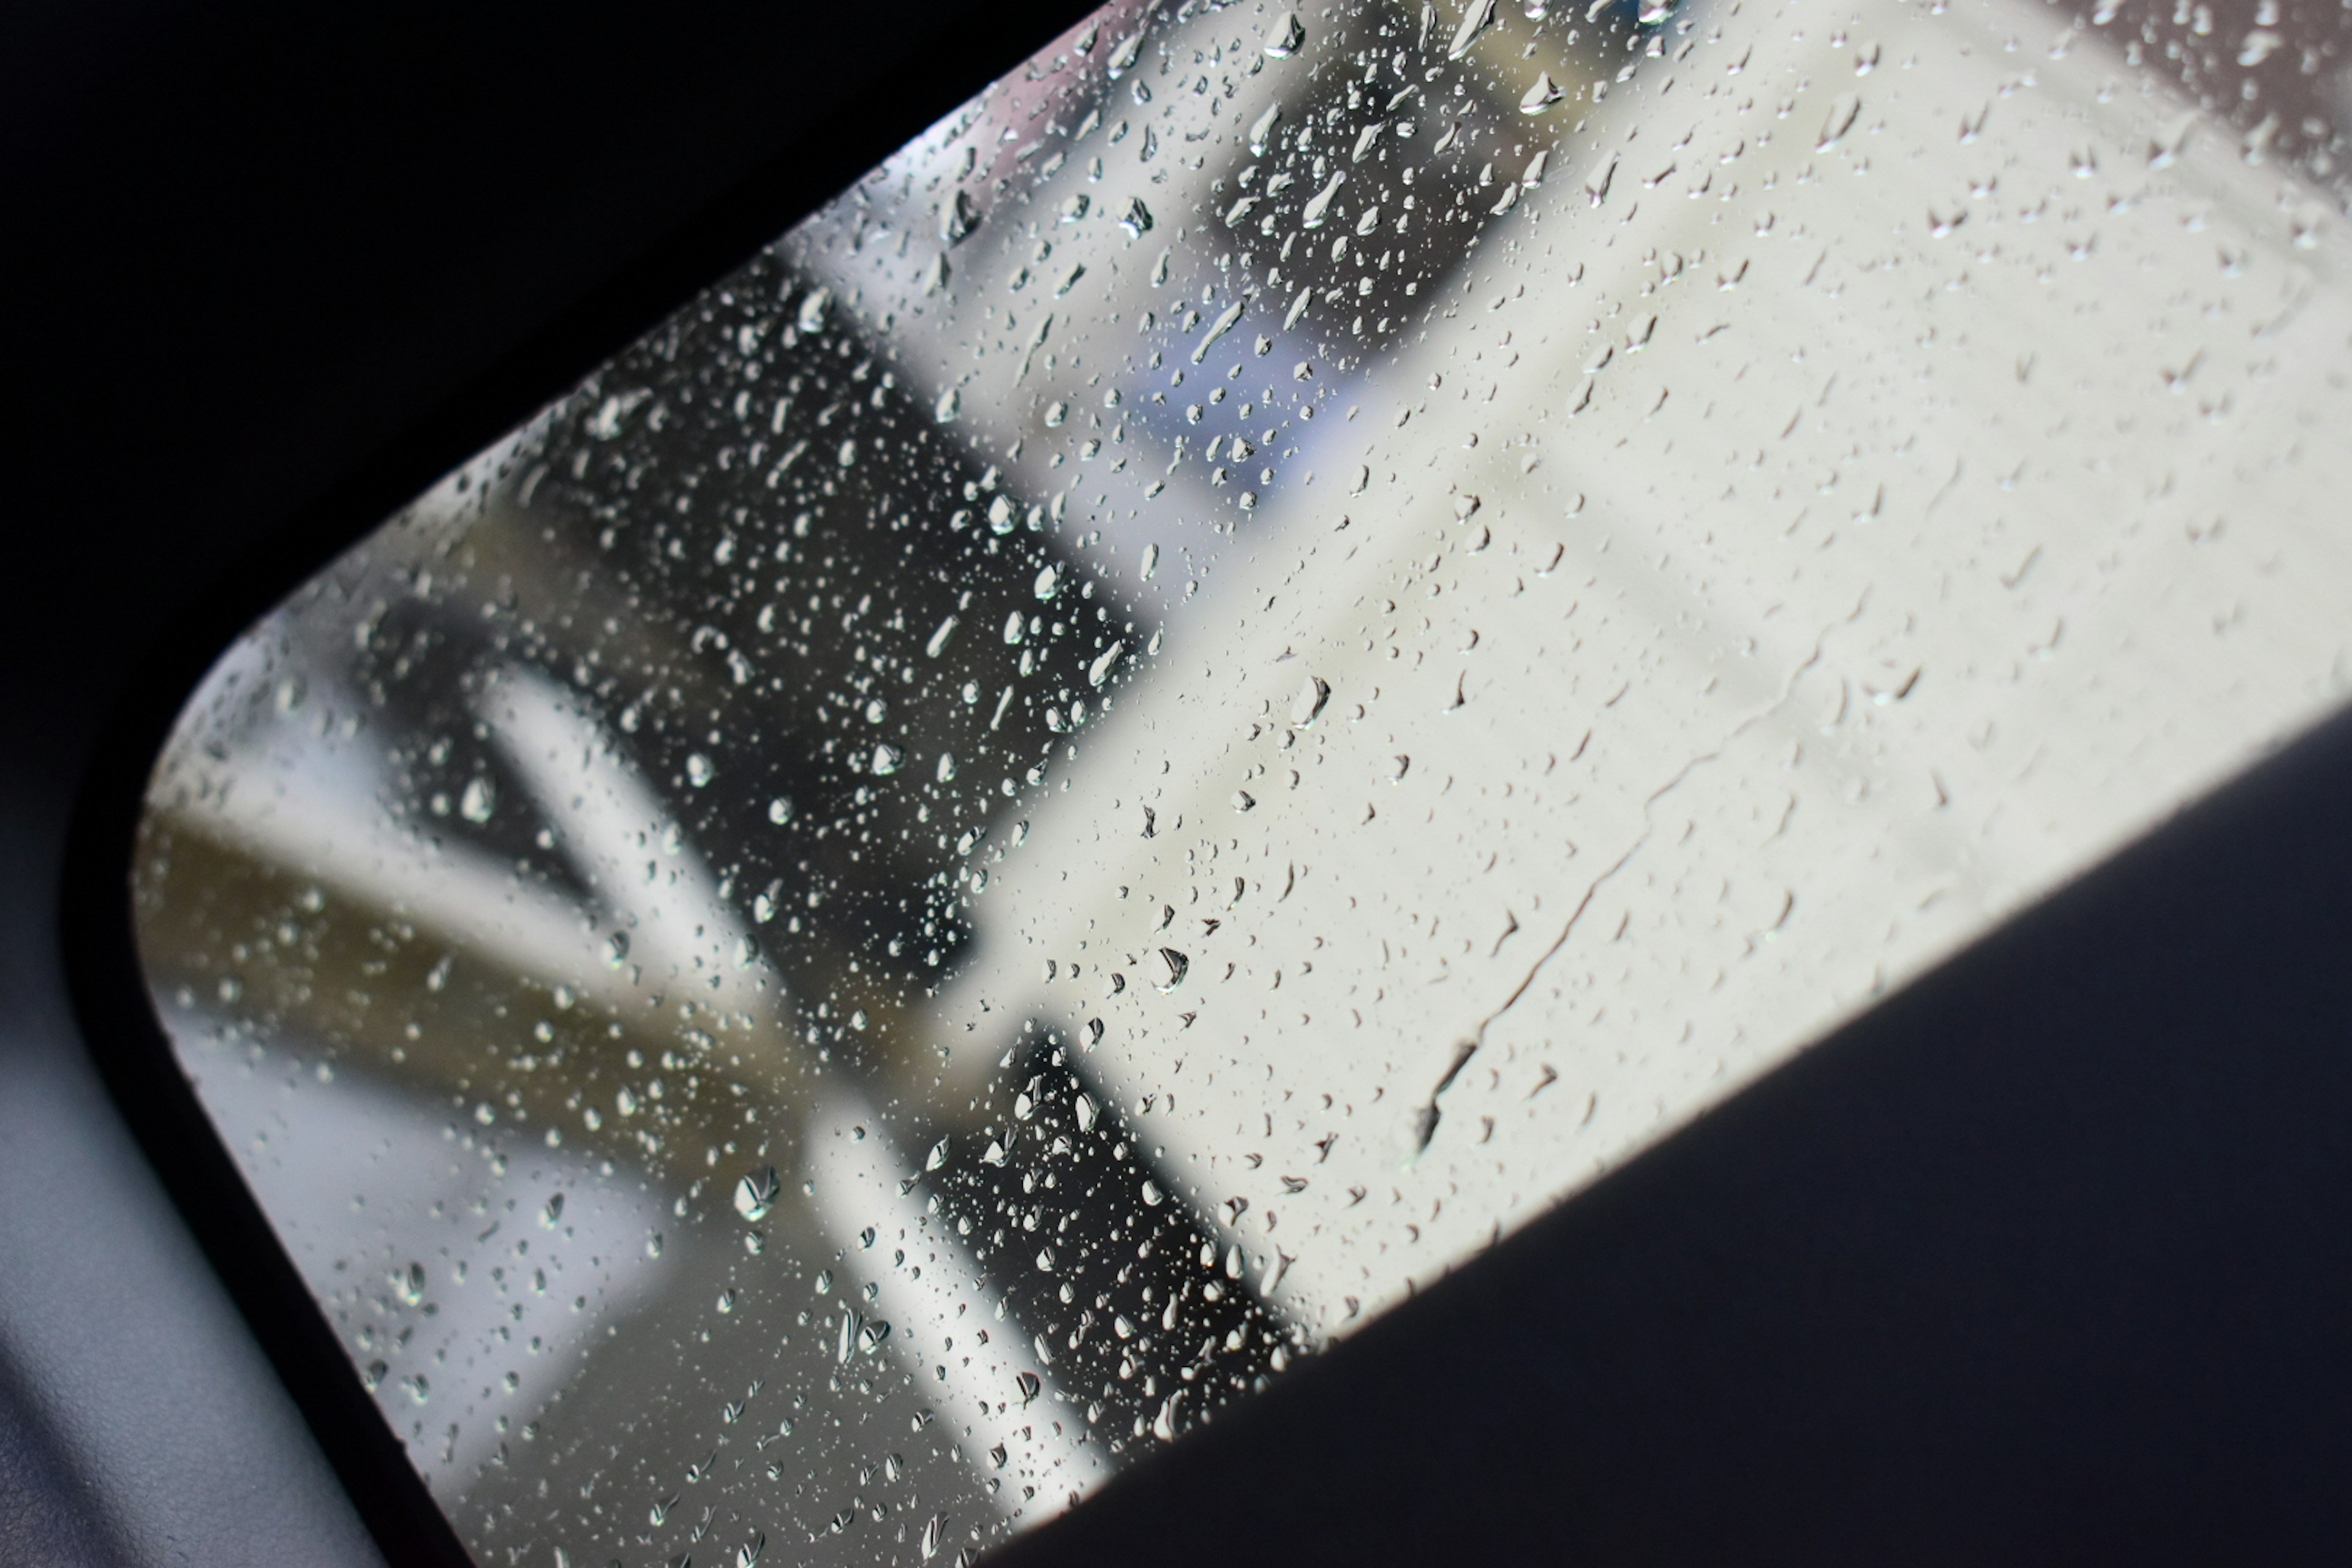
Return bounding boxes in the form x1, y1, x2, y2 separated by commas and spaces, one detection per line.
1290, 675, 1331, 726
941, 189, 981, 244
934, 386, 960, 422
1819, 92, 1861, 152
1300, 172, 1346, 229
1449, 0, 1496, 59
872, 743, 904, 776
1156, 948, 1190, 990
766, 796, 795, 825
736, 1167, 779, 1221
1035, 564, 1062, 601
686, 753, 716, 787
1088, 640, 1127, 688
1262, 1251, 1292, 1294
1118, 197, 1154, 236
1520, 72, 1563, 116
796, 288, 831, 333
584, 389, 646, 440
1248, 103, 1283, 155
1264, 12, 1306, 57
1074, 1091, 1099, 1132
1191, 300, 1246, 364
1585, 153, 1618, 205
458, 777, 496, 824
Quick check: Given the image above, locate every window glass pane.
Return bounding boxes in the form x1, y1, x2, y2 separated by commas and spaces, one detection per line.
133, 0, 2352, 1562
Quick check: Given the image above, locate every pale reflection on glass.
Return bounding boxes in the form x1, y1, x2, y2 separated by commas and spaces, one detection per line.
134, 1, 2352, 1562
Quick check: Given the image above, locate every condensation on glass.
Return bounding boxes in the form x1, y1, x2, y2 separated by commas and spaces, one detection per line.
132, 0, 2352, 1561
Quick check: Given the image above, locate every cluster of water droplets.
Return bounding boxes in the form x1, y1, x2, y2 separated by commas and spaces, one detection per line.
130, 0, 2352, 1563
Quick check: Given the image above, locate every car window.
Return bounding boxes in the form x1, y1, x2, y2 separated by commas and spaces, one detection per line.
132, 1, 2352, 1562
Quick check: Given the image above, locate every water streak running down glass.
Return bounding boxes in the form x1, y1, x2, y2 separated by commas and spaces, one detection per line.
134, 0, 2352, 1561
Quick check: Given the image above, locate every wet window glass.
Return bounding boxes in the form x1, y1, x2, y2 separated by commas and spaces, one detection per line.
133, 0, 2352, 1562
